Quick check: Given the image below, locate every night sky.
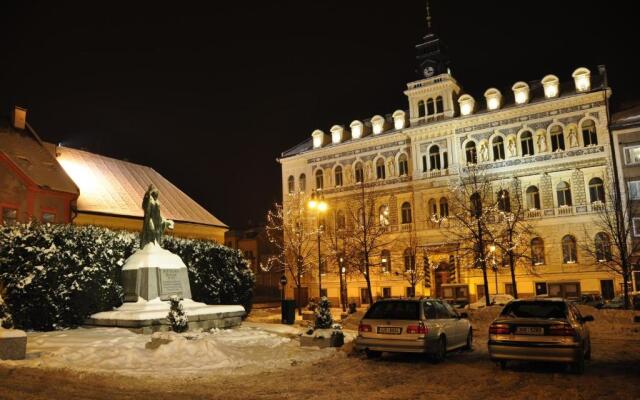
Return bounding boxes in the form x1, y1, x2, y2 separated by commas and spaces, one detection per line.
1, 1, 637, 229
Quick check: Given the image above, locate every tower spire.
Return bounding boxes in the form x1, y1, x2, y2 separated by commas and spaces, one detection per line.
415, 0, 450, 78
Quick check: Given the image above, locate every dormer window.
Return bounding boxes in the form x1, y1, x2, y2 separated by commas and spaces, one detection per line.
572, 67, 591, 92
371, 115, 385, 135
484, 88, 502, 111
512, 81, 530, 105
350, 120, 363, 139
392, 110, 406, 130
312, 129, 325, 149
330, 125, 344, 144
458, 94, 475, 116
542, 75, 560, 98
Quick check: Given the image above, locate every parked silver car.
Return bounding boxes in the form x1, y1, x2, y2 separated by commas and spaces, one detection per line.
488, 298, 593, 373
355, 298, 473, 361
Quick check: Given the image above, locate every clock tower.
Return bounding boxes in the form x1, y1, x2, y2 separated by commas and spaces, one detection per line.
404, 0, 460, 124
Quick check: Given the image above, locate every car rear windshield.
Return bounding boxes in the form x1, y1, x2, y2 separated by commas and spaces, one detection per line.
364, 301, 420, 320
500, 301, 567, 319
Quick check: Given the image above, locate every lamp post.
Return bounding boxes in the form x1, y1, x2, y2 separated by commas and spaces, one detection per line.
489, 244, 498, 298
308, 190, 328, 298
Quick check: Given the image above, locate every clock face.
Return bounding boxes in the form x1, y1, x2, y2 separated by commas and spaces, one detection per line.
423, 66, 435, 77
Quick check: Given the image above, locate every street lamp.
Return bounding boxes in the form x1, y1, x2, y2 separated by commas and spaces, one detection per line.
308, 190, 328, 297
489, 244, 498, 299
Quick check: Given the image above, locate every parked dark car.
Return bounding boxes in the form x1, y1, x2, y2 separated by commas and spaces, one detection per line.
600, 294, 640, 310
488, 298, 593, 373
576, 294, 604, 308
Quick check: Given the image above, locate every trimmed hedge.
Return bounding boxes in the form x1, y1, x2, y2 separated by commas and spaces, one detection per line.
0, 223, 254, 331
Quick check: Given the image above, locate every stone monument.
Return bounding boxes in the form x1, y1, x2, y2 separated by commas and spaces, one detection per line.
87, 184, 245, 333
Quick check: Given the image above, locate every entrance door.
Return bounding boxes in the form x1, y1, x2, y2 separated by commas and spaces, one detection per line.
434, 261, 455, 298
294, 287, 309, 308
600, 280, 614, 300
360, 288, 370, 305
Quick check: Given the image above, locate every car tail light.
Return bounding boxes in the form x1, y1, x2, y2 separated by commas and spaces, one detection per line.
548, 323, 576, 336
358, 323, 372, 333
489, 323, 510, 335
406, 322, 428, 335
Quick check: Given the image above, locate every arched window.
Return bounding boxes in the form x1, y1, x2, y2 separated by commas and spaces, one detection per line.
428, 199, 438, 217
315, 169, 324, 190
376, 158, 386, 180
334, 166, 343, 187
582, 120, 597, 146
435, 96, 444, 115
470, 192, 482, 217
589, 177, 605, 203
526, 186, 541, 210
497, 189, 511, 212
354, 162, 364, 183
404, 248, 415, 271
465, 141, 477, 164
429, 145, 441, 170
418, 100, 425, 118
550, 125, 565, 152
398, 154, 409, 176
557, 181, 572, 207
381, 249, 391, 273
562, 235, 578, 263
439, 197, 449, 218
401, 202, 412, 224
287, 175, 295, 194
379, 205, 390, 226
595, 232, 612, 261
426, 98, 435, 116
336, 210, 346, 230
492, 136, 505, 161
521, 131, 535, 156
299, 173, 306, 192
531, 237, 545, 265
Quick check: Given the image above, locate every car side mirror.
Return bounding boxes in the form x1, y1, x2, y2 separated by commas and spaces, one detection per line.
459, 312, 469, 319
581, 315, 594, 323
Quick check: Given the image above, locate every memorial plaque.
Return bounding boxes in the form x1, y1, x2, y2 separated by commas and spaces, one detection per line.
159, 269, 184, 298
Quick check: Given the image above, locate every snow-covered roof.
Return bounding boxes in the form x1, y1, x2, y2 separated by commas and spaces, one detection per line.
0, 119, 79, 195
612, 103, 640, 129
56, 146, 227, 228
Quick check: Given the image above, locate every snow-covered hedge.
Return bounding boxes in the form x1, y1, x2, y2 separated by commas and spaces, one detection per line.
0, 223, 254, 331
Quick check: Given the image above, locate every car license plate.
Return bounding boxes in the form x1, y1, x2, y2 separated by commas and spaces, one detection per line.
377, 327, 402, 334
516, 326, 544, 335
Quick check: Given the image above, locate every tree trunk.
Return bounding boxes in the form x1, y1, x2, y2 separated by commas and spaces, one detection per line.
364, 258, 373, 306
296, 267, 302, 315
622, 261, 630, 310
509, 251, 518, 299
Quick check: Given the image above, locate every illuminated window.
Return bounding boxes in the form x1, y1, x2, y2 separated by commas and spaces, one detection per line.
287, 175, 295, 194
557, 181, 572, 207
334, 166, 343, 187
404, 248, 415, 271
628, 180, 640, 200
521, 131, 535, 156
401, 202, 412, 224
589, 178, 605, 203
492, 136, 505, 161
315, 169, 324, 190
550, 125, 565, 152
531, 238, 545, 265
624, 145, 640, 165
465, 141, 477, 164
526, 186, 540, 210
379, 205, 390, 226
381, 249, 391, 273
595, 232, 612, 262
562, 235, 578, 263
497, 189, 511, 212
376, 158, 386, 180
429, 145, 441, 170
582, 120, 597, 146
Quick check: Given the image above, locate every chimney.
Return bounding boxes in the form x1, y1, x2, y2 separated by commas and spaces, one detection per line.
13, 106, 27, 130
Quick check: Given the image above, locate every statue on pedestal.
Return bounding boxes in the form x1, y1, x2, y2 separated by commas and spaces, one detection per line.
140, 184, 174, 248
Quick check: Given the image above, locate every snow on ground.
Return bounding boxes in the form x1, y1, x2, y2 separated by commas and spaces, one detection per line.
0, 323, 340, 376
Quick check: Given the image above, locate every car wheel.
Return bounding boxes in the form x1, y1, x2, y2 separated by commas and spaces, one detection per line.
584, 339, 592, 361
463, 329, 473, 351
432, 336, 446, 363
365, 349, 381, 359
499, 360, 507, 370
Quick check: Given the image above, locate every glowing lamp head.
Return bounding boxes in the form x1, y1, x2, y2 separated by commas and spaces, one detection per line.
541, 75, 560, 98
308, 199, 317, 209
489, 244, 496, 252
572, 67, 591, 92
317, 201, 328, 212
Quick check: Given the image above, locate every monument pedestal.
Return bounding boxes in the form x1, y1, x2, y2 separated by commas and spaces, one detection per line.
86, 243, 245, 333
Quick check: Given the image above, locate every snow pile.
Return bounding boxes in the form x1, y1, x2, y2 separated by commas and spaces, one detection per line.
0, 325, 338, 376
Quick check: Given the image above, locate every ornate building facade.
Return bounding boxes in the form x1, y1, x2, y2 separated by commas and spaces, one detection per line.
278, 18, 622, 306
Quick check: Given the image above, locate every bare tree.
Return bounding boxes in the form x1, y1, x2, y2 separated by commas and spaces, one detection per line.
446, 164, 499, 306
344, 182, 392, 305
580, 176, 638, 309
266, 192, 316, 315
394, 226, 428, 297
493, 178, 538, 299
